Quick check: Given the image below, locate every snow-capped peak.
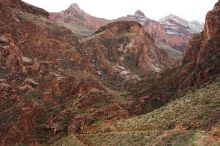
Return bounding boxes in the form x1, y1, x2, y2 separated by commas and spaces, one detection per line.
159, 14, 204, 35
134, 10, 146, 18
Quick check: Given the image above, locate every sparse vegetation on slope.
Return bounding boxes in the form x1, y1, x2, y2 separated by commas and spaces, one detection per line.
74, 81, 220, 146
51, 135, 86, 146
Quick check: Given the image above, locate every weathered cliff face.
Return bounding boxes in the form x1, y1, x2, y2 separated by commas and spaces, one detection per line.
0, 0, 130, 145
49, 4, 109, 36
1, 0, 49, 17
0, 0, 81, 145
133, 0, 220, 113
181, 1, 220, 85
81, 21, 179, 90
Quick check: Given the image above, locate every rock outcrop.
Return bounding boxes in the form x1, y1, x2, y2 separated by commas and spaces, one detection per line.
81, 21, 178, 90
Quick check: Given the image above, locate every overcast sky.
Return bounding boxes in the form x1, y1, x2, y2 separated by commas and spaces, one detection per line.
22, 0, 218, 22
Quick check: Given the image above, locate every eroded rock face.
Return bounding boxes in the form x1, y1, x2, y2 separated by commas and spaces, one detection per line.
183, 1, 220, 76
1, 0, 49, 17
0, 1, 72, 145
119, 12, 204, 52
49, 3, 109, 36
96, 21, 145, 34
49, 3, 203, 52
134, 0, 220, 113
0, 1, 147, 145
0, 36, 23, 73
81, 21, 178, 90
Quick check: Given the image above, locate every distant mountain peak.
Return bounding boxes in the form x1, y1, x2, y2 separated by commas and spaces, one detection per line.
134, 10, 146, 18
160, 14, 187, 23
167, 14, 180, 18
67, 3, 81, 11
160, 14, 203, 25
159, 14, 204, 34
